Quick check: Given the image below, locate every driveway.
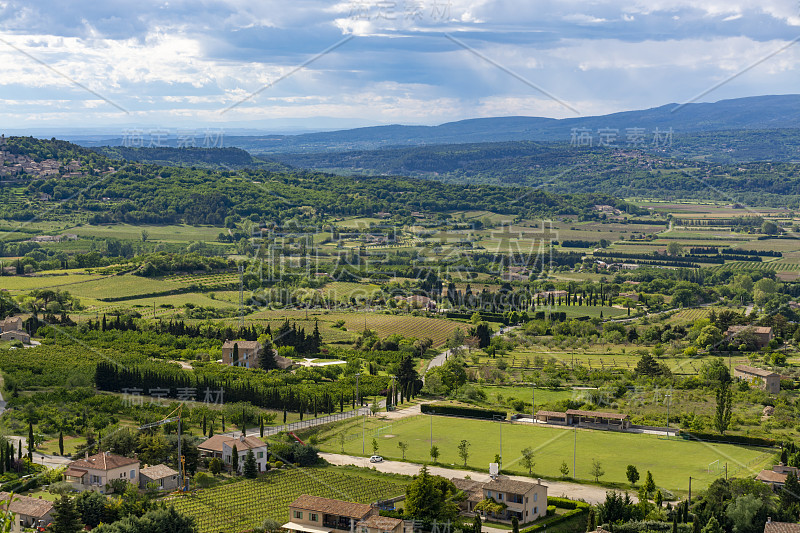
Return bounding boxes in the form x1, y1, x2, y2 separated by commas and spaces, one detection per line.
320, 452, 631, 504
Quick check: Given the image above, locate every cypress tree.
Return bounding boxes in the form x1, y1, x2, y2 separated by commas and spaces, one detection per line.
27, 422, 34, 462
260, 416, 264, 438
243, 449, 258, 479
231, 444, 239, 473
58, 430, 64, 456
202, 415, 207, 436
51, 495, 82, 533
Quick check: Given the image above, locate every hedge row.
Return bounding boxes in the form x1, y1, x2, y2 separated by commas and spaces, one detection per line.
680, 431, 779, 447
610, 521, 693, 533
445, 312, 508, 324
549, 497, 591, 510
421, 403, 507, 420
520, 508, 587, 533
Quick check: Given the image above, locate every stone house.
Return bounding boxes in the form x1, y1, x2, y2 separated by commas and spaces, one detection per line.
222, 339, 261, 368
139, 464, 180, 491
734, 365, 781, 394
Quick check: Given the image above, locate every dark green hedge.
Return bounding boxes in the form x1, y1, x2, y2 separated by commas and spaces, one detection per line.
421, 403, 507, 420
610, 521, 693, 533
520, 508, 587, 533
549, 497, 591, 510
680, 431, 779, 447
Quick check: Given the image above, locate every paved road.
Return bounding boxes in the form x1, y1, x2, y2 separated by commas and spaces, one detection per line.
321, 452, 633, 505
5, 435, 72, 469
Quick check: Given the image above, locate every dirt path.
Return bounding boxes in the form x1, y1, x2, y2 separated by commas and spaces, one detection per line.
320, 453, 633, 504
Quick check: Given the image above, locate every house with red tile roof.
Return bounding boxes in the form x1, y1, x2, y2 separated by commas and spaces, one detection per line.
64, 452, 140, 494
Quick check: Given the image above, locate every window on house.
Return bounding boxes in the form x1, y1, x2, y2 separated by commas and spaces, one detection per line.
130, 470, 136, 479
310, 514, 318, 522
533, 493, 537, 502
294, 511, 303, 520
534, 507, 538, 515
258, 452, 264, 459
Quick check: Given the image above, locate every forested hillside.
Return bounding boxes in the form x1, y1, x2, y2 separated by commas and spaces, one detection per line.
271, 140, 800, 207
93, 146, 289, 171
0, 137, 630, 226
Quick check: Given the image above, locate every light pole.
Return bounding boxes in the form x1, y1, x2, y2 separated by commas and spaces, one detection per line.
573, 427, 577, 479
356, 373, 365, 455
665, 389, 672, 438
494, 414, 504, 468
390, 375, 396, 411
429, 412, 433, 450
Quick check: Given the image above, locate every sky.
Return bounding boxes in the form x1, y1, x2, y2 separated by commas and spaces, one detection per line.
1, 0, 799, 134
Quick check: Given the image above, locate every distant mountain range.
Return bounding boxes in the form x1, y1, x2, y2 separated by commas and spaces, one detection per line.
68, 95, 800, 155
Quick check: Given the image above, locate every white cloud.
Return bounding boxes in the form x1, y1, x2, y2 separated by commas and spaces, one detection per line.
1, 0, 799, 130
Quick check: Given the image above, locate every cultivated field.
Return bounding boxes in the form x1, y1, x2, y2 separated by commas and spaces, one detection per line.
169, 468, 407, 533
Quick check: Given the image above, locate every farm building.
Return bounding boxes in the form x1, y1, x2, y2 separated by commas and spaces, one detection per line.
0, 330, 30, 343
0, 316, 30, 344
139, 464, 180, 491
284, 495, 391, 533
725, 326, 773, 349
535, 409, 630, 429
734, 365, 781, 394
0, 317, 22, 333
756, 464, 799, 490
0, 492, 53, 531
222, 340, 262, 368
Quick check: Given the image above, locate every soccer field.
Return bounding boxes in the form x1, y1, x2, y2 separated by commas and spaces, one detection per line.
319, 415, 773, 493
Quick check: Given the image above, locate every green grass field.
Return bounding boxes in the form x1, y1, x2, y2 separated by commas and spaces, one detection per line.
64, 224, 225, 242
318, 415, 772, 493
66, 274, 183, 300
0, 271, 102, 291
